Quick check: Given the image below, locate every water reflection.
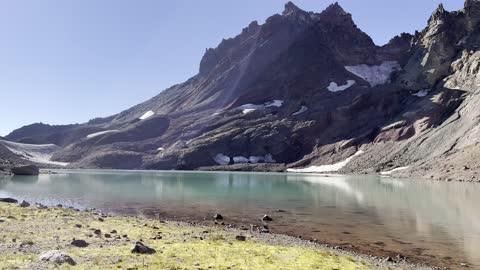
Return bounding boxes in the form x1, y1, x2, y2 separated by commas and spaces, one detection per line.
0, 170, 479, 267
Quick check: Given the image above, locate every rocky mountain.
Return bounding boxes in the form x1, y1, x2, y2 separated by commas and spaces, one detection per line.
2, 1, 479, 181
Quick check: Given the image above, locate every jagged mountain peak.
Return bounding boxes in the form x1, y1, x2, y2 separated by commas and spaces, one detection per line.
323, 2, 348, 16
465, 0, 480, 8
429, 3, 449, 23
282, 1, 304, 16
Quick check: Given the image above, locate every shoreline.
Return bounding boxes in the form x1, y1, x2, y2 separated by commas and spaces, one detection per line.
0, 198, 441, 270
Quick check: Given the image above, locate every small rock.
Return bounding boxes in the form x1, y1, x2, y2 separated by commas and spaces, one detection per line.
122, 234, 128, 238
71, 239, 89, 248
75, 224, 82, 228
104, 234, 111, 238
150, 235, 162, 240
98, 218, 104, 222
213, 214, 223, 220
110, 230, 117, 234
131, 242, 156, 254
235, 235, 246, 241
19, 201, 30, 208
39, 250, 76, 266
94, 229, 102, 235
0, 198, 18, 204
261, 215, 273, 222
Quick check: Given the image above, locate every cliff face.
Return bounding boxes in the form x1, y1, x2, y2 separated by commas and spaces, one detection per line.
3, 1, 479, 180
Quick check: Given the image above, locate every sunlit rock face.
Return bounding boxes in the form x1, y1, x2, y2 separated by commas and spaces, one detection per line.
3, 1, 480, 180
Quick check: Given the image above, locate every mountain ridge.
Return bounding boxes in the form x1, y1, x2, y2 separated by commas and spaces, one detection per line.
2, 1, 479, 181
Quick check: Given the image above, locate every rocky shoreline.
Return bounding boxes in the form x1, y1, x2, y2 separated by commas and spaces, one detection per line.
0, 198, 439, 270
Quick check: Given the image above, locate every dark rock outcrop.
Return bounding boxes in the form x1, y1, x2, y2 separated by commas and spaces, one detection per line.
11, 165, 39, 176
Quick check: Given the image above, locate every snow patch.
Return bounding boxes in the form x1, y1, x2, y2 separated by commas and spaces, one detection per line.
0, 140, 69, 166
237, 100, 284, 114
157, 147, 165, 151
345, 61, 401, 87
456, 36, 468, 46
327, 80, 356, 92
292, 106, 308, 116
233, 156, 250, 164
380, 166, 409, 176
140, 110, 155, 120
214, 154, 230, 165
287, 150, 364, 173
413, 89, 429, 97
86, 130, 119, 139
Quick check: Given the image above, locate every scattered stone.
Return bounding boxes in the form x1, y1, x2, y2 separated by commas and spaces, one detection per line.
56, 204, 63, 208
276, 209, 287, 213
131, 242, 156, 254
213, 214, 223, 220
105, 234, 111, 238
261, 215, 273, 222
39, 250, 76, 266
235, 235, 246, 241
0, 198, 18, 204
19, 201, 30, 208
150, 235, 162, 240
75, 224, 82, 228
71, 239, 89, 248
94, 229, 102, 235
122, 234, 128, 238
98, 217, 104, 222
110, 230, 117, 234
11, 165, 39, 176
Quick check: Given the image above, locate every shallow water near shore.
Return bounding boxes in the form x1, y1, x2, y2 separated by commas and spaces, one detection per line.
0, 169, 479, 268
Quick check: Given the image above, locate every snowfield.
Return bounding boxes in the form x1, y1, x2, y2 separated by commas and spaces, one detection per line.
345, 61, 401, 87
413, 89, 429, 97
292, 106, 308, 116
287, 150, 364, 173
214, 153, 276, 165
214, 154, 230, 165
0, 140, 69, 166
380, 166, 409, 176
140, 110, 155, 120
86, 130, 119, 139
237, 100, 284, 114
327, 80, 356, 92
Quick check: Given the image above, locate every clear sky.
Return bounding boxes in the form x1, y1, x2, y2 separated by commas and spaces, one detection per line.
0, 0, 464, 136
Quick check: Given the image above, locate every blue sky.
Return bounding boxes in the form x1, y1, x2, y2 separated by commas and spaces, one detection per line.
0, 0, 464, 136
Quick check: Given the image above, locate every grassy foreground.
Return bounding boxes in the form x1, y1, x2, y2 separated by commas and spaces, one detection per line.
0, 202, 379, 270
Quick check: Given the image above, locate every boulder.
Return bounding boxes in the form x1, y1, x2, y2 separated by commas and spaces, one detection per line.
235, 235, 246, 241
71, 239, 89, 248
213, 214, 224, 220
11, 165, 39, 176
131, 242, 156, 254
19, 201, 30, 207
39, 250, 76, 266
0, 198, 18, 203
261, 215, 273, 222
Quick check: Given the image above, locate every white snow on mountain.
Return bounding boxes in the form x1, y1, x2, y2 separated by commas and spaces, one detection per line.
214, 153, 231, 165
140, 110, 155, 120
237, 100, 284, 114
413, 89, 430, 97
86, 130, 119, 139
292, 106, 308, 116
287, 150, 364, 173
345, 61, 401, 87
380, 166, 409, 176
0, 140, 69, 166
327, 80, 356, 92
